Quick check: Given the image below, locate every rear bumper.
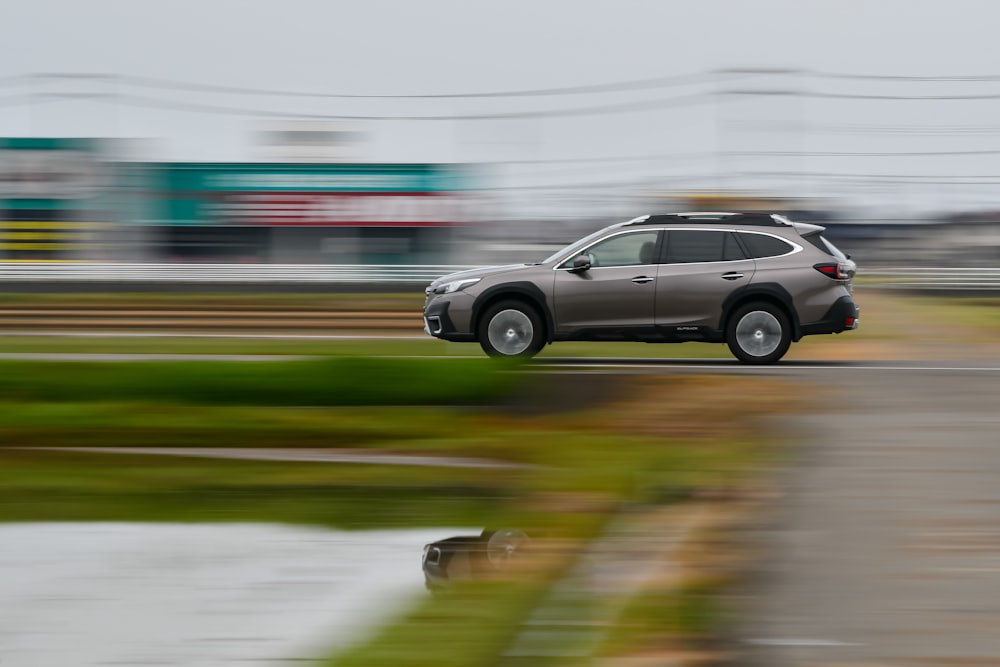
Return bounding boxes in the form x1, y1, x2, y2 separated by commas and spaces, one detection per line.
799, 296, 860, 337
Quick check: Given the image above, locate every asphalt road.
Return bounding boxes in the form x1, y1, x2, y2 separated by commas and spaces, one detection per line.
734, 367, 1000, 666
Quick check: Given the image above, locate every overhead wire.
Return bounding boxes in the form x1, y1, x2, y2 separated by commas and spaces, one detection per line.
79, 90, 724, 121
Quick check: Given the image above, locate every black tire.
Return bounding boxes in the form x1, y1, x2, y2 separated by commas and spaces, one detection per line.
477, 300, 545, 358
726, 302, 792, 364
486, 529, 530, 569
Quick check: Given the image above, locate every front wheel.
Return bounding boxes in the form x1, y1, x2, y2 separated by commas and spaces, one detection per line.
726, 302, 791, 364
478, 300, 545, 358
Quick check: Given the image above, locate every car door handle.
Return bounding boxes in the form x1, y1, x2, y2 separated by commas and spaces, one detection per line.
631, 276, 655, 284
721, 272, 745, 281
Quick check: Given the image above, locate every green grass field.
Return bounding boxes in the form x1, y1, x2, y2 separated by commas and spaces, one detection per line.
0, 353, 798, 665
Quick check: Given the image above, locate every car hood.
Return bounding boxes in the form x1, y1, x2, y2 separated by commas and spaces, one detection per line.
428, 264, 536, 288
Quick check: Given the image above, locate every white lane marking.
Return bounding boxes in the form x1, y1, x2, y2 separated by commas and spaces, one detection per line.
532, 362, 1000, 372
747, 638, 867, 647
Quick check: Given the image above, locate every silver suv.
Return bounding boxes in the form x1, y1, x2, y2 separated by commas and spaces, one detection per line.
423, 212, 858, 363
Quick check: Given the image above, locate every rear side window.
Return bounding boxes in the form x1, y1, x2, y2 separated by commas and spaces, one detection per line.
723, 232, 747, 261
738, 232, 795, 259
803, 233, 848, 261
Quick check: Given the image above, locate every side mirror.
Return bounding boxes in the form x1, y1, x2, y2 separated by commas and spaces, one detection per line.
570, 255, 591, 272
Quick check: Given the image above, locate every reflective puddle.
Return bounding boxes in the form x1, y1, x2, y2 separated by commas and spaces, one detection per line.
0, 523, 460, 667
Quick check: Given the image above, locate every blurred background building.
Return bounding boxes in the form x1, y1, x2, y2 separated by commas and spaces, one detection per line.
3, 1, 1000, 270
3, 128, 997, 267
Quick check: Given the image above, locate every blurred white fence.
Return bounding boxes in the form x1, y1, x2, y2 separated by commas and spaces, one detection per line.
861, 267, 1000, 291
0, 263, 472, 284
1, 263, 1000, 290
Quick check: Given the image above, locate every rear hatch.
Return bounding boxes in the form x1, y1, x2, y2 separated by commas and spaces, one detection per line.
794, 223, 856, 291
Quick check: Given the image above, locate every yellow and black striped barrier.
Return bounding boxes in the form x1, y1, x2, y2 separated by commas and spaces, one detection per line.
0, 221, 108, 257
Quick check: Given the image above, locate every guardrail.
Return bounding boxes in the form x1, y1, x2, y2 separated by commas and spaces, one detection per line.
860, 267, 1000, 291
0, 263, 472, 284
1, 263, 1000, 290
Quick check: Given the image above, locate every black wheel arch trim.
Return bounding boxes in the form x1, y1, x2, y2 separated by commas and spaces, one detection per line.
721, 283, 802, 341
472, 283, 554, 343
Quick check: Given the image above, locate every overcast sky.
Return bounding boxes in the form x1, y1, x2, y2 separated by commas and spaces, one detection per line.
4, 0, 1000, 212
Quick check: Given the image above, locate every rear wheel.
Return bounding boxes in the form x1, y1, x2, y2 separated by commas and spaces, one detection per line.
726, 302, 791, 364
478, 300, 545, 358
486, 529, 530, 569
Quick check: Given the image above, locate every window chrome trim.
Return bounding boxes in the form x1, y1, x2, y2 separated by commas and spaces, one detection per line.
659, 228, 802, 266
548, 226, 803, 270
733, 230, 803, 261
550, 228, 661, 270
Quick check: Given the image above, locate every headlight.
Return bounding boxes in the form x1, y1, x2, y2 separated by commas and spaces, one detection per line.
432, 277, 481, 295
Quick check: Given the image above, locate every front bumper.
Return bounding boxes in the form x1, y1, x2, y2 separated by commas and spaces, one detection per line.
423, 294, 476, 342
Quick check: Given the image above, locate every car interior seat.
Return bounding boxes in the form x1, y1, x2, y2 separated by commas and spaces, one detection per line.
639, 241, 656, 265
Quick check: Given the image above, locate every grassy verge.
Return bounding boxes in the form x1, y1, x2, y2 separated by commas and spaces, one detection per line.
897, 295, 1000, 332
0, 334, 742, 358
318, 375, 805, 667
0, 356, 518, 406
0, 448, 513, 527
2, 359, 805, 666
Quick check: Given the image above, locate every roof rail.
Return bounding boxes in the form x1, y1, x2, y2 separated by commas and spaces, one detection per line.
629, 212, 789, 227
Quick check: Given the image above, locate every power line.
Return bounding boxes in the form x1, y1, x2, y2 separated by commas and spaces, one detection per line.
0, 93, 64, 109
737, 170, 1000, 185
728, 148, 1000, 157
811, 70, 1000, 83
720, 67, 1000, 82
19, 68, 1000, 102
85, 90, 724, 121
725, 89, 1000, 101
743, 170, 1000, 180
735, 121, 1000, 135
31, 71, 721, 100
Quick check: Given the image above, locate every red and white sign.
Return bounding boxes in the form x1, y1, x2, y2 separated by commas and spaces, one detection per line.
208, 192, 473, 227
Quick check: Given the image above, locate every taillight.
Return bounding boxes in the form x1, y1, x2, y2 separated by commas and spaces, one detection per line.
814, 262, 849, 280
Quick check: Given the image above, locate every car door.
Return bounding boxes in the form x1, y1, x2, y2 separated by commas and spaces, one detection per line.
655, 229, 755, 330
552, 229, 661, 333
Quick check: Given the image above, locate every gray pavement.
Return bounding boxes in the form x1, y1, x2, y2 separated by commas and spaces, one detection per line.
738, 370, 1000, 666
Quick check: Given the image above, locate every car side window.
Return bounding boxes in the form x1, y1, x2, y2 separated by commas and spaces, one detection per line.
738, 232, 795, 259
665, 230, 729, 264
562, 231, 659, 268
723, 232, 747, 261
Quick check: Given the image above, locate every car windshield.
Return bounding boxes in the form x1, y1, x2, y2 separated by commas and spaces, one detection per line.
541, 223, 627, 264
